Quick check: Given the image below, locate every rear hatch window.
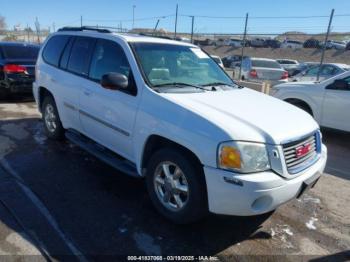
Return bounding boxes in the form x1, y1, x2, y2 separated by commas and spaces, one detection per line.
252, 60, 281, 69
2, 45, 39, 59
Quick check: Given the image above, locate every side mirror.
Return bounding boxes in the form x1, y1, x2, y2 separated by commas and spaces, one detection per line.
329, 79, 348, 90
101, 72, 128, 90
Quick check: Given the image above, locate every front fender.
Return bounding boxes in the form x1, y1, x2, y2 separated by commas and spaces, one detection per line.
275, 90, 321, 122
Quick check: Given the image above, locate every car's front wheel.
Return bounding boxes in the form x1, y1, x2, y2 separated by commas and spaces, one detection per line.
146, 148, 207, 224
42, 95, 65, 140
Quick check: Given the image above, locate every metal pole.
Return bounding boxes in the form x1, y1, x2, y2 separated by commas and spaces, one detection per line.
35, 17, 40, 43
190, 16, 194, 43
239, 13, 248, 81
317, 9, 334, 81
153, 19, 160, 36
174, 4, 178, 39
133, 5, 136, 29
80, 16, 83, 27
52, 22, 55, 32
26, 23, 29, 42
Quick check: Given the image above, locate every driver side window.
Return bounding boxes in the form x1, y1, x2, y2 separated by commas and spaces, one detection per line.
89, 39, 131, 81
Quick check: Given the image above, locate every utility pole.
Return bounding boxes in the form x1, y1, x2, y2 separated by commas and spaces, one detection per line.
239, 13, 249, 81
80, 16, 83, 27
174, 4, 178, 39
317, 9, 334, 81
153, 19, 160, 36
34, 17, 40, 43
190, 16, 195, 43
26, 23, 29, 42
52, 22, 55, 32
132, 5, 136, 29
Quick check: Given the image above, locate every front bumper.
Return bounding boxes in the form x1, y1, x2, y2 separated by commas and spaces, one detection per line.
204, 144, 327, 216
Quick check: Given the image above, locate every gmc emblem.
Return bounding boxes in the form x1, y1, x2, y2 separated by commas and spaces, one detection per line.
296, 144, 312, 158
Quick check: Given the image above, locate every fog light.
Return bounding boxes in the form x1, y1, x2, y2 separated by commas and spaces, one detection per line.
251, 195, 273, 212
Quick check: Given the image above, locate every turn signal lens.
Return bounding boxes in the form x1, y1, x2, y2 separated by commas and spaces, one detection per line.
220, 146, 241, 169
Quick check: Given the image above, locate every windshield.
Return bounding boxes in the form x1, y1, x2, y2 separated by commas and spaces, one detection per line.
252, 60, 281, 69
277, 60, 297, 64
131, 42, 234, 88
1, 45, 39, 59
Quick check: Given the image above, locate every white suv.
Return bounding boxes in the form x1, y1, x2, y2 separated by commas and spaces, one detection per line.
33, 27, 327, 224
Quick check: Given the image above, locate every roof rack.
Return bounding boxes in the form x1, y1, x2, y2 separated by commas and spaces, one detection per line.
57, 26, 112, 33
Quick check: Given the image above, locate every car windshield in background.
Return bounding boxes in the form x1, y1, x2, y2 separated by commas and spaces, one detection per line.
1, 45, 40, 59
131, 42, 235, 89
252, 60, 281, 69
278, 60, 297, 64
212, 57, 221, 63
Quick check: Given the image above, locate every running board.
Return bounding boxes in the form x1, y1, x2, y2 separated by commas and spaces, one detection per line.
65, 129, 139, 177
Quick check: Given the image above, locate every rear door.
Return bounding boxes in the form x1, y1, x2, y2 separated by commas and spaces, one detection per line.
79, 38, 139, 160
321, 75, 350, 131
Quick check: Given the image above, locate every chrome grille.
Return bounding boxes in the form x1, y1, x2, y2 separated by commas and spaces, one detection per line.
283, 134, 318, 174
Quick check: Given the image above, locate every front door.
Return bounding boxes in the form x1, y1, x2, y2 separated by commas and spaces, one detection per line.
321, 75, 350, 132
79, 38, 139, 161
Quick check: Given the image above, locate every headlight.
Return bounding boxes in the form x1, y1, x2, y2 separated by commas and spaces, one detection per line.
218, 141, 270, 173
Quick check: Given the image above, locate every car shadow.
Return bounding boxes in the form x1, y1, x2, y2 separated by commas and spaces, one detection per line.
321, 128, 350, 181
0, 118, 273, 258
0, 94, 34, 104
331, 49, 346, 57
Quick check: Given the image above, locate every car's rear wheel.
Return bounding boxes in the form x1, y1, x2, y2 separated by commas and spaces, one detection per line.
42, 96, 65, 140
146, 148, 207, 224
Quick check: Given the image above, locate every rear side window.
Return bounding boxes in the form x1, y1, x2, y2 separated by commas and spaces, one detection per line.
59, 37, 75, 69
252, 60, 281, 69
1, 45, 39, 59
42, 35, 70, 67
67, 37, 95, 76
89, 39, 131, 81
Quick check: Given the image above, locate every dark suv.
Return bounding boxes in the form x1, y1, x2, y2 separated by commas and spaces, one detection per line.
0, 42, 40, 97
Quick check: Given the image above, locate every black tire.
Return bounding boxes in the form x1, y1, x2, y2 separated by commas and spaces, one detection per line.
42, 95, 65, 140
146, 148, 207, 224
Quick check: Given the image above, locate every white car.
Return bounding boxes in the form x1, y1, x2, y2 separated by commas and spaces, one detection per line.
225, 39, 243, 47
272, 71, 350, 132
323, 40, 346, 50
281, 40, 303, 49
33, 27, 327, 224
236, 57, 289, 85
290, 63, 350, 82
276, 59, 299, 75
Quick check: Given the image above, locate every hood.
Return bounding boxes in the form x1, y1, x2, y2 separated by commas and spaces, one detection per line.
162, 88, 319, 144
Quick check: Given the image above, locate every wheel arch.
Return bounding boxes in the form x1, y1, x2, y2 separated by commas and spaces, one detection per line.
38, 86, 54, 112
140, 135, 204, 177
284, 98, 314, 116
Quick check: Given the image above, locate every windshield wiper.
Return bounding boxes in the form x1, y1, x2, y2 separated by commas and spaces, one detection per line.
202, 82, 235, 87
153, 82, 209, 91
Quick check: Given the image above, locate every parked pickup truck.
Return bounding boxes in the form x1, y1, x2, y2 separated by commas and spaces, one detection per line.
33, 27, 327, 224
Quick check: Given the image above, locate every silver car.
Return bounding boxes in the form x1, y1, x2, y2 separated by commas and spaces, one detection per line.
290, 63, 350, 82
236, 57, 288, 85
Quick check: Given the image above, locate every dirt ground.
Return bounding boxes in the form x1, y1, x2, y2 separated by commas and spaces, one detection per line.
0, 97, 349, 260
203, 46, 350, 64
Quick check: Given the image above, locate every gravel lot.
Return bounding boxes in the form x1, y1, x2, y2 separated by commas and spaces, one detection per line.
0, 97, 349, 260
